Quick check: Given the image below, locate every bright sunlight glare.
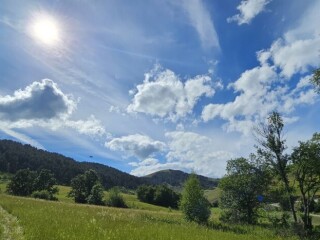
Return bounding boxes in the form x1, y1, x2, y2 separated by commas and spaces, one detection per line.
30, 15, 60, 45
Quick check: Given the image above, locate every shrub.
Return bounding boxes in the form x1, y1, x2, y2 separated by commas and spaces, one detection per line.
136, 184, 180, 208
106, 187, 127, 208
32, 190, 58, 201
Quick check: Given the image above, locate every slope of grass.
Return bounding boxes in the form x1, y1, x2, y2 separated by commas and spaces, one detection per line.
204, 187, 221, 203
0, 193, 297, 240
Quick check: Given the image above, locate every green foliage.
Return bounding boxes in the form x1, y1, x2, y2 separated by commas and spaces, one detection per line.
136, 184, 180, 208
6, 169, 37, 196
256, 111, 297, 222
6, 169, 58, 200
291, 133, 320, 232
87, 183, 105, 205
69, 174, 87, 203
69, 169, 105, 205
219, 157, 270, 224
31, 190, 58, 201
106, 187, 127, 208
137, 185, 155, 203
267, 184, 292, 211
180, 174, 211, 224
311, 68, 320, 93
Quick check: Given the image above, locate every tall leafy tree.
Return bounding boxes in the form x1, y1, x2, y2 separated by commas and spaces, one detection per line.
34, 169, 58, 195
180, 174, 211, 224
69, 174, 87, 203
219, 156, 270, 224
255, 112, 297, 222
69, 169, 104, 205
291, 133, 320, 231
6, 169, 36, 196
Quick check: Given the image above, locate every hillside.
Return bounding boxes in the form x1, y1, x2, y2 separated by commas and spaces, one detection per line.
142, 169, 218, 189
0, 139, 142, 189
0, 139, 218, 189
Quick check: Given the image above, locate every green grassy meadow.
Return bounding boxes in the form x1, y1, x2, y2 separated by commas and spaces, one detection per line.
0, 182, 300, 240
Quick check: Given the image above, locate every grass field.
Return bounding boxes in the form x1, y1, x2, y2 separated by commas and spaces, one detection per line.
0, 180, 306, 239
0, 193, 299, 240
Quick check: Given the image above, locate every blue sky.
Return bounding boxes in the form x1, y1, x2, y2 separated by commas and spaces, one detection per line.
0, 0, 319, 177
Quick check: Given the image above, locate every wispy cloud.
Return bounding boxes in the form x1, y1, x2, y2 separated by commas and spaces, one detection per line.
180, 0, 220, 49
227, 0, 271, 25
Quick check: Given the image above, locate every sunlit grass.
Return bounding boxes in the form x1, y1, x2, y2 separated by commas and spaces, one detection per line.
0, 194, 296, 240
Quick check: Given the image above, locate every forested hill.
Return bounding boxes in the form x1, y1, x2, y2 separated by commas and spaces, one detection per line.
141, 169, 219, 189
0, 139, 218, 189
0, 139, 142, 189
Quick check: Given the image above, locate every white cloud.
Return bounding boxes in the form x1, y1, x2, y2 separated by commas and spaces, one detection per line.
180, 0, 220, 49
61, 116, 106, 137
127, 65, 215, 121
106, 134, 166, 160
202, 68, 317, 135
227, 0, 271, 25
0, 79, 106, 138
267, 38, 320, 78
204, 1, 320, 135
260, 1, 320, 78
130, 131, 235, 177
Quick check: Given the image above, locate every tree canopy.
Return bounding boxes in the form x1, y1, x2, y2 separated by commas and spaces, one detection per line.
180, 174, 211, 224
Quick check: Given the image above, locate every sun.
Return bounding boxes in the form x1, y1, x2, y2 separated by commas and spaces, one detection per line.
30, 15, 60, 45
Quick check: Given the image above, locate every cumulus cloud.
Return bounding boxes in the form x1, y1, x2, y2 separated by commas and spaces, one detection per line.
204, 1, 320, 135
0, 79, 106, 138
261, 1, 320, 78
0, 79, 75, 121
180, 0, 220, 49
106, 134, 166, 159
202, 68, 317, 135
227, 0, 271, 25
265, 35, 320, 79
130, 131, 235, 177
127, 65, 215, 121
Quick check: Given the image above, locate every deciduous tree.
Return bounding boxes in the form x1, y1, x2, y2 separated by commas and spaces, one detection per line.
291, 133, 320, 231
219, 156, 270, 224
180, 174, 210, 224
255, 112, 297, 222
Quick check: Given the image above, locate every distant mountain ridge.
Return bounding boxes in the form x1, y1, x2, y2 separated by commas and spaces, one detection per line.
141, 169, 218, 189
0, 139, 218, 189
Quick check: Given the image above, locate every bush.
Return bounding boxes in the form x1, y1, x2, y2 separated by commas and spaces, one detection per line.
87, 184, 105, 205
137, 185, 155, 203
136, 184, 180, 208
106, 187, 127, 208
32, 190, 58, 201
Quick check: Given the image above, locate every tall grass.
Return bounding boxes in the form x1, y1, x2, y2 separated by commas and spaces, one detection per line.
0, 194, 297, 240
